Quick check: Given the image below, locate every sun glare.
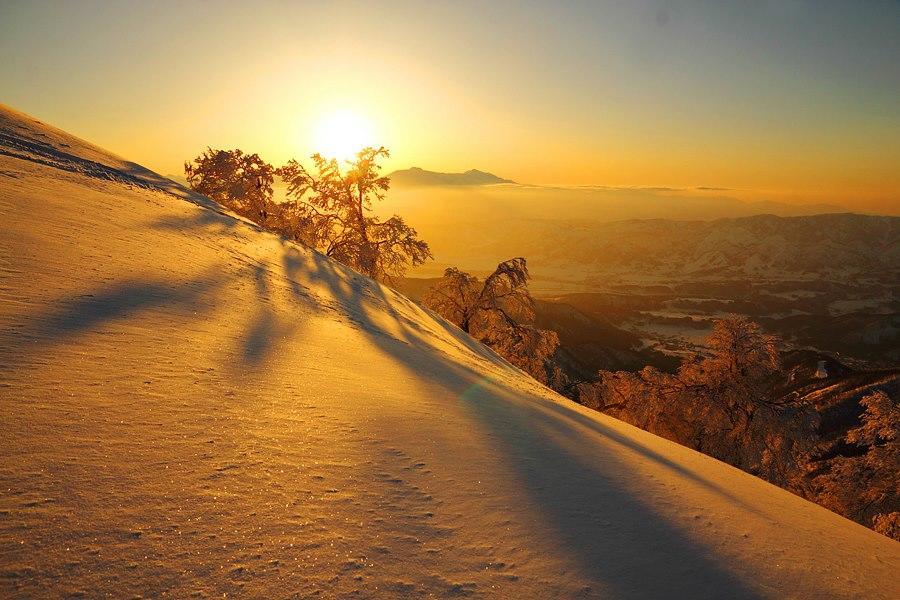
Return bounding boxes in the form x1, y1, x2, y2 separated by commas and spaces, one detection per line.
312, 109, 375, 161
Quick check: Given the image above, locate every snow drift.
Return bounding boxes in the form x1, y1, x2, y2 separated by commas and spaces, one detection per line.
0, 104, 897, 598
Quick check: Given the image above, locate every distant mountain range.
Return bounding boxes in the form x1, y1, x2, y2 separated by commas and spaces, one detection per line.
388, 167, 514, 187
421, 212, 899, 286
580, 213, 898, 280
518, 213, 900, 281
171, 166, 514, 189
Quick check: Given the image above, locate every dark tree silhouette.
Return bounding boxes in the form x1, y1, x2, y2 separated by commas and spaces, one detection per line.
278, 147, 431, 282
423, 258, 562, 386
184, 148, 276, 223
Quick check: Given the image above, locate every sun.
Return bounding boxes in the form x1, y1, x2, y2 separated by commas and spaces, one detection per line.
312, 109, 375, 161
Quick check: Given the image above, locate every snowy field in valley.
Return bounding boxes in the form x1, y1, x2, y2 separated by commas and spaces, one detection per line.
1, 105, 897, 598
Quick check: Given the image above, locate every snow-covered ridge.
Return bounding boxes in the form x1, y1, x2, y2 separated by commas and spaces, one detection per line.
1, 104, 897, 598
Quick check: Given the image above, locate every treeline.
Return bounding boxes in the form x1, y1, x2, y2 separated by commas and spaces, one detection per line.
184, 147, 430, 282
576, 317, 898, 540
184, 146, 559, 384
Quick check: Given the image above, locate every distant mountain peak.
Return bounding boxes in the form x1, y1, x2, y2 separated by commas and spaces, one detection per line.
389, 167, 514, 187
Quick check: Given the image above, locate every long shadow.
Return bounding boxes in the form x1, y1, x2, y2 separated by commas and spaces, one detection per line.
148, 209, 239, 233
1, 120, 303, 378
281, 242, 507, 368
0, 268, 226, 373
272, 240, 768, 596
523, 394, 765, 515
0, 256, 304, 385
456, 377, 764, 599
141, 198, 512, 376
238, 264, 304, 368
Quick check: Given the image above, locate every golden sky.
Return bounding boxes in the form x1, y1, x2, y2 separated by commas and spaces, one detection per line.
1, 1, 898, 214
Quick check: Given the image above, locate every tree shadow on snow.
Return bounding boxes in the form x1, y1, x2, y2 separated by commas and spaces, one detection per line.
239, 263, 304, 367
272, 239, 766, 598
0, 267, 227, 374
280, 241, 509, 371
1, 193, 770, 597
455, 378, 766, 599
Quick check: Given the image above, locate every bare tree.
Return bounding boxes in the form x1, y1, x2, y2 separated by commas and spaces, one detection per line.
277, 148, 431, 282
423, 258, 561, 386
184, 148, 276, 223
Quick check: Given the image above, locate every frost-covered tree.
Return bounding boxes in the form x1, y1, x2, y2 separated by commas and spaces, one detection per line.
278, 147, 431, 281
592, 318, 818, 487
184, 148, 276, 223
813, 390, 899, 540
423, 258, 562, 386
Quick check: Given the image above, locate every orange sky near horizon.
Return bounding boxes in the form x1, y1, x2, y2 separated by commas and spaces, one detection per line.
1, 1, 898, 214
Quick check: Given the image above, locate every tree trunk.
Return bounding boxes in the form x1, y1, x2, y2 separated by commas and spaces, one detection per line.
355, 186, 375, 276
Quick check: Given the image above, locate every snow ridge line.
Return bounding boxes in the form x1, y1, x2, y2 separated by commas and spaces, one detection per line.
0, 132, 162, 187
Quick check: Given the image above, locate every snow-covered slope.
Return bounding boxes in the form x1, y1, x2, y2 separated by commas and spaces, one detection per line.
1, 104, 897, 599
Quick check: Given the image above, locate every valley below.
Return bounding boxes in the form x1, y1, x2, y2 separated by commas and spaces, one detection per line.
396, 206, 898, 370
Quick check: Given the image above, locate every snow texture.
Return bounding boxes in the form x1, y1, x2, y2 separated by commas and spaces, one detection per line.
1, 104, 897, 598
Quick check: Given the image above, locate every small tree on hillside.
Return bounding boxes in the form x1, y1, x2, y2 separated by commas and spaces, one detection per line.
423, 258, 562, 386
813, 390, 899, 540
594, 317, 818, 488
277, 147, 431, 282
184, 148, 276, 223
678, 318, 817, 486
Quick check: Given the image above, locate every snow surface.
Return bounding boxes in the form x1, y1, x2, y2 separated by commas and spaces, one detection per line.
1, 104, 897, 598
